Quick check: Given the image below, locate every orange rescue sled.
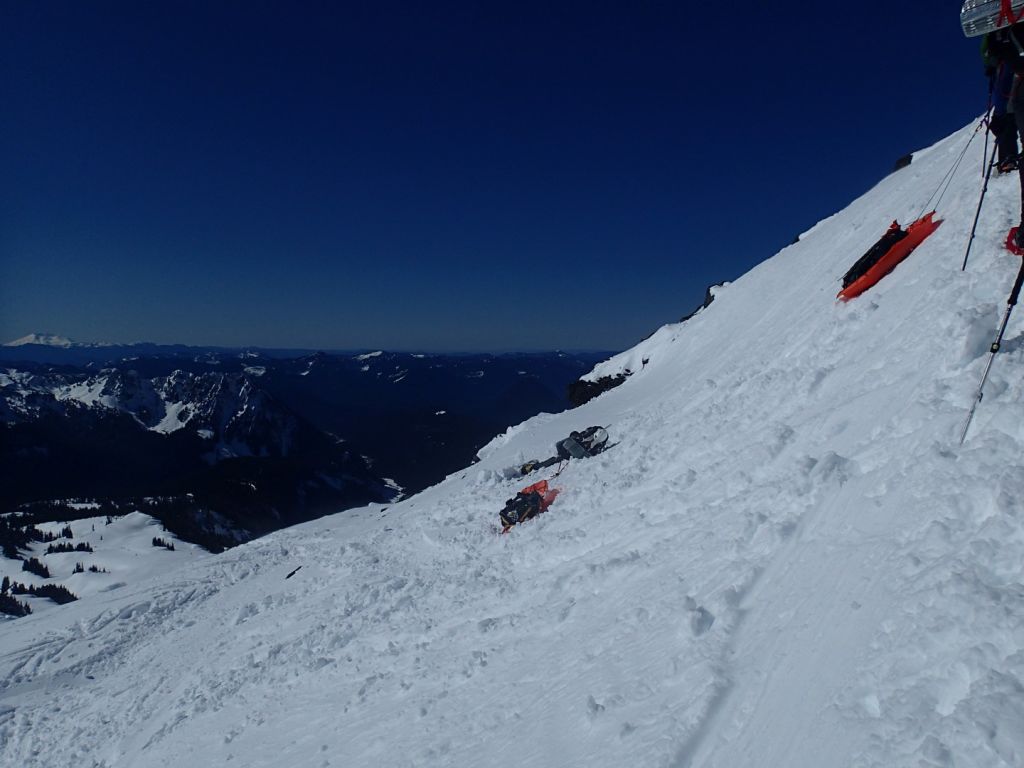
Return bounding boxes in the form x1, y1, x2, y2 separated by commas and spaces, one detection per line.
499, 479, 561, 532
838, 212, 943, 301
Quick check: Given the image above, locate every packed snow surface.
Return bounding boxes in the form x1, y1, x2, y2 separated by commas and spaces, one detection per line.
2, 120, 1024, 767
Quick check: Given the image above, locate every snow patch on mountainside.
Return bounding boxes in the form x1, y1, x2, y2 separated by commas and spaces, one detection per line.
1, 119, 1022, 768
152, 400, 189, 434
56, 378, 114, 408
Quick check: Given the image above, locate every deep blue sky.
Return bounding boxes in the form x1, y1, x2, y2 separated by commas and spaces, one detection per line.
1, 1, 984, 351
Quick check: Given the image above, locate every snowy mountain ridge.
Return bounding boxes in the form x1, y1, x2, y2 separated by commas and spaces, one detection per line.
1, 365, 398, 550
5, 367, 287, 448
1, 350, 605, 503
2, 119, 1023, 767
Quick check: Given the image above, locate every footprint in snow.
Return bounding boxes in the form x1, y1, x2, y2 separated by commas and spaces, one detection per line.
686, 596, 715, 636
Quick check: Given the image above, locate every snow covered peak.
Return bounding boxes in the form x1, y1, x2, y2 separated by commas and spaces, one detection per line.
3, 333, 113, 348
2, 120, 1023, 767
4, 333, 77, 348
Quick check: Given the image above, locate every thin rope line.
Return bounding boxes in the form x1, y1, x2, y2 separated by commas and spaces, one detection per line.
916, 117, 985, 221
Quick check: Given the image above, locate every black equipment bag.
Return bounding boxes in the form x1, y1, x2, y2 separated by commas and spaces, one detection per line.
841, 223, 908, 289
500, 491, 543, 528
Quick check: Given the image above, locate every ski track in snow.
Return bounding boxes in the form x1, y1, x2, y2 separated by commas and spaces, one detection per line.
1, 120, 1023, 767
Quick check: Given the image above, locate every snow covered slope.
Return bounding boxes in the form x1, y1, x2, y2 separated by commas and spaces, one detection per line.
2, 119, 1023, 768
0, 511, 208, 618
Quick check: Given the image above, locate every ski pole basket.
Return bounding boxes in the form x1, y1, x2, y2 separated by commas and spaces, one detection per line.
961, 0, 1024, 38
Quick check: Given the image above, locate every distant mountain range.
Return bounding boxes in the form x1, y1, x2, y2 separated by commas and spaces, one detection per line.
0, 335, 341, 365
0, 340, 613, 549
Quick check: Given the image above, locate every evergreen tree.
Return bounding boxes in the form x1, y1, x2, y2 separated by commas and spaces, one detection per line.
22, 557, 50, 579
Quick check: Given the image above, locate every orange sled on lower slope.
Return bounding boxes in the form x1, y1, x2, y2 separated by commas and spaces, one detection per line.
499, 479, 560, 533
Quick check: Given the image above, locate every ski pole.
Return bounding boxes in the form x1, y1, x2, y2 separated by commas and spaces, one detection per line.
960, 255, 1024, 444
983, 95, 992, 178
982, 116, 990, 178
962, 139, 999, 272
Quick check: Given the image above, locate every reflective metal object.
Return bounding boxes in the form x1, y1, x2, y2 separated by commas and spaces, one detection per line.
961, 0, 1024, 38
